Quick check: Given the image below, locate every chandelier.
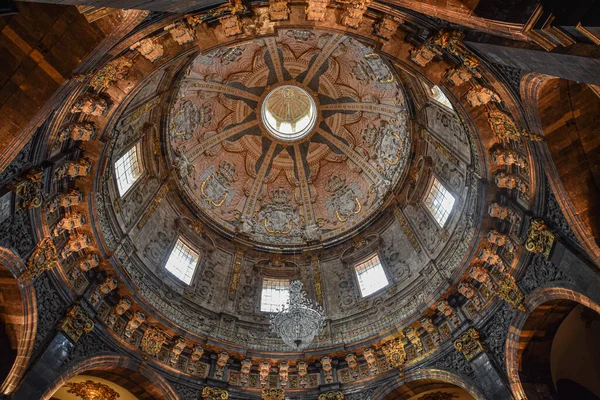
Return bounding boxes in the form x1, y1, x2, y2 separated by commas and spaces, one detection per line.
270, 280, 325, 350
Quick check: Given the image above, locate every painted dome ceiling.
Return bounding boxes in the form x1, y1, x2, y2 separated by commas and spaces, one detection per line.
167, 30, 410, 248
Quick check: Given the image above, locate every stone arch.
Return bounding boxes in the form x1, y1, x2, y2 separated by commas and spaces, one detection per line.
41, 354, 178, 400
521, 72, 600, 267
0, 246, 37, 396
505, 286, 600, 399
370, 368, 485, 400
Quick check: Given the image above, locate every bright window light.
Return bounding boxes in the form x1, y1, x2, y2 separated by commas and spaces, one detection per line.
115, 143, 142, 196
424, 177, 455, 227
164, 238, 199, 285
355, 254, 388, 297
430, 85, 454, 110
261, 278, 290, 312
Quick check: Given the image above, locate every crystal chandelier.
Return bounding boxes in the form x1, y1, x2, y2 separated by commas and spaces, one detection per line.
270, 280, 325, 350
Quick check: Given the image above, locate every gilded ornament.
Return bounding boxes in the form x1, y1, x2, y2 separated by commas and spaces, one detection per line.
138, 183, 170, 229
89, 57, 133, 92
26, 237, 59, 279
525, 219, 555, 258
65, 380, 120, 400
394, 207, 422, 252
496, 274, 526, 312
381, 338, 406, 368
229, 251, 243, 300
262, 388, 285, 400
318, 392, 344, 400
488, 111, 543, 143
454, 327, 486, 361
59, 304, 94, 343
202, 386, 229, 399
141, 326, 167, 356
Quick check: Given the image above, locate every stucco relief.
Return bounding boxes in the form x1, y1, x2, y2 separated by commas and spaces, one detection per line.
425, 103, 471, 164
166, 29, 410, 248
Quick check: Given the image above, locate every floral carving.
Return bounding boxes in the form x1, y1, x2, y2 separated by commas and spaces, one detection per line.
65, 380, 120, 400
454, 327, 486, 361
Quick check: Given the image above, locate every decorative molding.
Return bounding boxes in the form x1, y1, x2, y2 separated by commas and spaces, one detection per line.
454, 328, 486, 361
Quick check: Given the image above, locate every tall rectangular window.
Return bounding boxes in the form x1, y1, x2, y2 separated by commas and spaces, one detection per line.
260, 278, 290, 312
355, 254, 388, 297
115, 143, 142, 196
424, 177, 455, 227
164, 238, 199, 285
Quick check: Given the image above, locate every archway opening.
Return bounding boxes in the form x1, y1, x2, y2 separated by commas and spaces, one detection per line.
382, 379, 476, 400
0, 266, 24, 392
537, 78, 600, 247
518, 300, 600, 399
49, 367, 171, 400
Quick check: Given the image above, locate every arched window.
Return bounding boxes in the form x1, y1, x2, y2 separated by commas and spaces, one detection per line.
164, 238, 199, 285
114, 142, 143, 196
354, 253, 388, 297
424, 177, 455, 227
260, 278, 290, 312
429, 85, 454, 110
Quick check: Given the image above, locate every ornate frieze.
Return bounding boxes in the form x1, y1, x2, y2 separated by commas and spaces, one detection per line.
268, 0, 290, 20
48, 189, 84, 213
58, 122, 96, 143
61, 234, 92, 258
130, 38, 164, 62
165, 21, 196, 45
306, 0, 329, 21
89, 57, 133, 92
468, 264, 493, 290
124, 310, 146, 338
77, 253, 100, 272
53, 213, 86, 236
262, 388, 285, 400
458, 282, 483, 310
421, 317, 441, 346
297, 361, 308, 387
494, 171, 528, 194
318, 392, 344, 400
240, 358, 252, 385
107, 297, 131, 327
215, 351, 229, 380
220, 14, 243, 36
465, 86, 501, 107
373, 16, 401, 40
202, 386, 229, 399
488, 202, 521, 225
445, 66, 478, 86
486, 229, 516, 256
90, 276, 118, 306
436, 300, 460, 327
345, 353, 359, 378
404, 327, 423, 354
59, 304, 94, 343
321, 356, 333, 383
382, 338, 406, 368
340, 0, 370, 28
278, 361, 289, 387
409, 41, 442, 67
454, 327, 486, 361
525, 219, 555, 258
70, 93, 108, 116
55, 159, 92, 179
188, 345, 205, 374
490, 147, 528, 170
141, 326, 167, 356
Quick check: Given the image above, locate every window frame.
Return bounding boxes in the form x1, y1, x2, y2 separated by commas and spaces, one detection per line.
423, 176, 456, 228
260, 277, 291, 313
353, 252, 390, 298
163, 236, 200, 285
428, 84, 455, 110
114, 141, 144, 197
